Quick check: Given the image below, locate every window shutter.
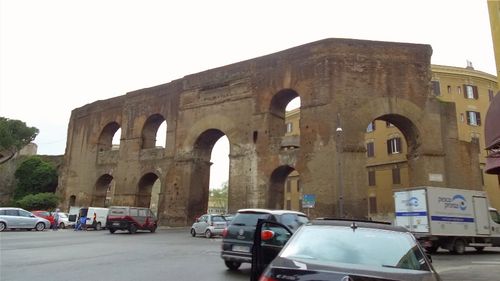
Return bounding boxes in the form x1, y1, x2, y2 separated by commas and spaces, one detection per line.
372, 121, 376, 130
466, 111, 471, 125
463, 85, 467, 99
476, 112, 481, 126
387, 139, 391, 154
473, 86, 478, 99
396, 137, 402, 153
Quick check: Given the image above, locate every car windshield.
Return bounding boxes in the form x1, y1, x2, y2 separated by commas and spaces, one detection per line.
231, 212, 270, 226
280, 225, 429, 271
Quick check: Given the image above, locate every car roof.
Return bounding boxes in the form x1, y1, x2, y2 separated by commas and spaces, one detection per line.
309, 218, 409, 233
236, 208, 307, 216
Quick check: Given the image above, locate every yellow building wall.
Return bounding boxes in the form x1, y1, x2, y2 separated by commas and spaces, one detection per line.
489, 0, 500, 83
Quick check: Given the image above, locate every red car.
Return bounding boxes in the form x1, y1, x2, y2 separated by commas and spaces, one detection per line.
32, 210, 55, 226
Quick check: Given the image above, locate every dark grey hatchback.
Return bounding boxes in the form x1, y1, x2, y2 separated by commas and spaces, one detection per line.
221, 208, 308, 270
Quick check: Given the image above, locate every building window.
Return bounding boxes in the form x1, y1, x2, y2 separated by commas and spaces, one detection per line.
460, 113, 465, 123
387, 137, 402, 154
368, 171, 376, 186
367, 142, 375, 157
286, 122, 293, 133
447, 85, 452, 94
457, 86, 462, 95
489, 90, 494, 102
392, 168, 401, 184
480, 169, 484, 186
466, 111, 481, 126
366, 121, 376, 132
297, 179, 301, 193
286, 180, 291, 193
464, 84, 478, 99
431, 81, 441, 96
369, 196, 377, 214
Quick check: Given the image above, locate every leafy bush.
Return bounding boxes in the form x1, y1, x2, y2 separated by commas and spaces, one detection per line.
16, 192, 59, 210
14, 156, 58, 199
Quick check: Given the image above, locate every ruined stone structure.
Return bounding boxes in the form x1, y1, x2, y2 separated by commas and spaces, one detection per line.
59, 38, 482, 226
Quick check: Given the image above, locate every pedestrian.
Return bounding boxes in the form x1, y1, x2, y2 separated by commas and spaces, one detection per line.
52, 208, 60, 231
74, 214, 87, 231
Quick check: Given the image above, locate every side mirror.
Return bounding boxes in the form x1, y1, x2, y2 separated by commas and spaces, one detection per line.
30, 214, 36, 218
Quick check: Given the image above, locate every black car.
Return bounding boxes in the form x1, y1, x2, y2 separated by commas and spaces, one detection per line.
251, 219, 442, 281
221, 208, 309, 270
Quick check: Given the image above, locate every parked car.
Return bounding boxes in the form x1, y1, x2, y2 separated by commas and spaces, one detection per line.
31, 210, 55, 226
191, 214, 227, 238
0, 207, 51, 231
251, 219, 442, 281
223, 214, 234, 222
106, 206, 157, 234
221, 208, 309, 270
57, 212, 76, 229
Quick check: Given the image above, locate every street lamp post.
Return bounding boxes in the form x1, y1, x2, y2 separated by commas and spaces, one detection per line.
336, 113, 344, 218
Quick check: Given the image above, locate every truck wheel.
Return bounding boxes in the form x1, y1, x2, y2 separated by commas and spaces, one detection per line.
95, 222, 102, 231
474, 246, 484, 252
453, 239, 466, 254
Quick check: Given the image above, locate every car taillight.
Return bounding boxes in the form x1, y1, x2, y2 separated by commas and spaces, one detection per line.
222, 227, 228, 238
259, 274, 278, 281
261, 230, 275, 241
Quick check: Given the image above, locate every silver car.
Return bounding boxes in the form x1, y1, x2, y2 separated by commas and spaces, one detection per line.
0, 207, 51, 231
190, 214, 227, 238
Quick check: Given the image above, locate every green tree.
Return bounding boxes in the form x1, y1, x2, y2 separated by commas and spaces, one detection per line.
14, 156, 58, 199
16, 192, 59, 210
0, 117, 39, 164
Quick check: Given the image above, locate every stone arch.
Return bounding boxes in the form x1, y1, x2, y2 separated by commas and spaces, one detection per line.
268, 89, 300, 140
137, 172, 161, 210
93, 174, 113, 207
268, 165, 296, 209
97, 122, 121, 152
142, 114, 167, 149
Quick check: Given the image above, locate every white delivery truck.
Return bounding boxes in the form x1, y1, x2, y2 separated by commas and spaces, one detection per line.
394, 186, 500, 254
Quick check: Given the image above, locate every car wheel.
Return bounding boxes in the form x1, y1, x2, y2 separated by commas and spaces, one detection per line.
205, 229, 212, 238
453, 239, 466, 254
35, 222, 45, 231
0, 222, 6, 232
59, 222, 65, 229
128, 224, 137, 234
190, 228, 196, 237
95, 222, 102, 231
224, 261, 241, 270
150, 226, 156, 233
109, 228, 116, 234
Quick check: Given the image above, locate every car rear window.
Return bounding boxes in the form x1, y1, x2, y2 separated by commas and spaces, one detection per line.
231, 212, 271, 226
212, 216, 226, 222
109, 208, 128, 215
281, 225, 429, 271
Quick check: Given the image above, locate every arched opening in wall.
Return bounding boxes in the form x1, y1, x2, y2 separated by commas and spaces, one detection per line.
270, 89, 301, 149
137, 173, 161, 215
363, 114, 419, 220
68, 195, 76, 211
142, 114, 167, 149
209, 136, 229, 214
268, 165, 296, 210
189, 129, 229, 221
97, 122, 121, 152
93, 174, 115, 207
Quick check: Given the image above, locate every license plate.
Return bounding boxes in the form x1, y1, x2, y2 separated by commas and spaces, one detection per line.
113, 222, 120, 226
232, 245, 250, 252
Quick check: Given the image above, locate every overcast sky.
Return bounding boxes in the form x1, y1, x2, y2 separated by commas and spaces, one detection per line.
1, 0, 497, 189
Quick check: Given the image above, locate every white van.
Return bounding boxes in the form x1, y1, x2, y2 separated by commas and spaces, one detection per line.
79, 207, 109, 230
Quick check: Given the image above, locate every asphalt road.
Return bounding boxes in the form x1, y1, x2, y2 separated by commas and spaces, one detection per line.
1, 228, 500, 281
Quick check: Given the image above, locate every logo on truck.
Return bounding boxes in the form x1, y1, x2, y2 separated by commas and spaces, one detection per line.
438, 195, 467, 211
403, 197, 419, 207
